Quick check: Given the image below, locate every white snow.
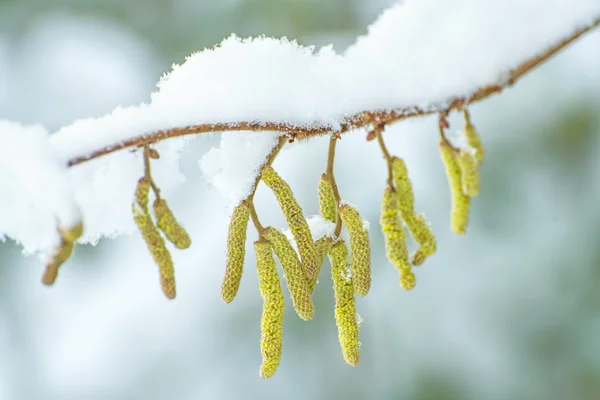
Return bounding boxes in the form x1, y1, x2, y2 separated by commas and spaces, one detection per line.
1, 0, 599, 255
0, 121, 80, 253
200, 130, 282, 207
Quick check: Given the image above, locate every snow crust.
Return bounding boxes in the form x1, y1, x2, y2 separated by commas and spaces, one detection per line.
2, 0, 599, 254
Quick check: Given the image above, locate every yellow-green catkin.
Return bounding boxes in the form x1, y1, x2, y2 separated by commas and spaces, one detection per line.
133, 205, 177, 299
309, 236, 334, 293
153, 199, 191, 249
380, 188, 414, 290
221, 202, 251, 303
318, 174, 337, 222
455, 150, 480, 197
132, 177, 176, 299
254, 239, 284, 379
464, 112, 485, 166
338, 204, 371, 296
264, 227, 314, 321
391, 156, 436, 266
439, 141, 470, 235
41, 222, 84, 285
261, 167, 317, 279
329, 241, 360, 366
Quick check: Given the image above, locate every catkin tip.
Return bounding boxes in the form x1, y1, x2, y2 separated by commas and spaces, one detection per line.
399, 270, 416, 290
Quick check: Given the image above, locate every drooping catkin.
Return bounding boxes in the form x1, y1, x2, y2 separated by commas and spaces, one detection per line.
221, 201, 251, 303
439, 141, 470, 235
133, 205, 177, 299
455, 150, 480, 197
153, 199, 191, 249
309, 236, 334, 293
261, 167, 317, 279
132, 177, 176, 299
464, 113, 485, 166
318, 174, 337, 222
380, 188, 414, 290
338, 204, 371, 296
329, 241, 359, 366
41, 222, 84, 285
254, 240, 284, 379
391, 157, 437, 266
264, 227, 314, 321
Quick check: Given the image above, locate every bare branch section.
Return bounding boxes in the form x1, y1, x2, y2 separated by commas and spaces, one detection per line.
67, 19, 600, 168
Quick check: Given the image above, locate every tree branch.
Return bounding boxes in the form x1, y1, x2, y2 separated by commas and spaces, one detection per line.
66, 18, 600, 168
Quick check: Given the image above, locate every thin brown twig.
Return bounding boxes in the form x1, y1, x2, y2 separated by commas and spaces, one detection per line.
65, 19, 600, 168
143, 146, 161, 198
374, 126, 395, 191
325, 136, 343, 237
247, 136, 287, 235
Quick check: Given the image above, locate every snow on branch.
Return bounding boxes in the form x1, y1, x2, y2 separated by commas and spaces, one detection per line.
2, 0, 600, 256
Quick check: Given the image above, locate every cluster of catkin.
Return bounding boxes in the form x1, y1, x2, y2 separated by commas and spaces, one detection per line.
380, 156, 437, 290
132, 159, 191, 300
222, 166, 369, 378
439, 111, 485, 234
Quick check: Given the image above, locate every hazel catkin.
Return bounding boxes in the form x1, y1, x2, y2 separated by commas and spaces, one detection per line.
329, 241, 360, 366
309, 236, 334, 293
439, 141, 470, 235
153, 199, 191, 249
221, 201, 251, 303
338, 204, 371, 296
254, 240, 284, 379
264, 227, 314, 321
261, 167, 317, 280
133, 204, 176, 299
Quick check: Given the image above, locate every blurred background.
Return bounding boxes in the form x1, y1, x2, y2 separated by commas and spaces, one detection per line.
1, 1, 600, 399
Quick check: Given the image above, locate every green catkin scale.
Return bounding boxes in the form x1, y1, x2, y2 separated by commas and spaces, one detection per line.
338, 204, 371, 296
221, 202, 251, 303
329, 241, 360, 366
318, 174, 337, 222
439, 141, 471, 235
153, 199, 192, 249
380, 187, 414, 289
455, 150, 480, 197
261, 167, 317, 280
264, 227, 314, 321
391, 156, 437, 266
132, 177, 176, 299
464, 113, 485, 166
41, 222, 84, 285
254, 240, 285, 379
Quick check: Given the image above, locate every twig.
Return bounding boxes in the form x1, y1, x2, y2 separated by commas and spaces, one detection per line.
66, 19, 600, 168
326, 136, 343, 237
